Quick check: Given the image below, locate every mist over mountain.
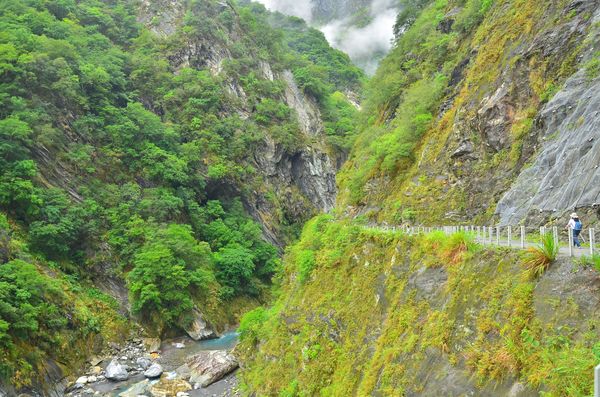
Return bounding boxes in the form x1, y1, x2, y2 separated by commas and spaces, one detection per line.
254, 0, 401, 74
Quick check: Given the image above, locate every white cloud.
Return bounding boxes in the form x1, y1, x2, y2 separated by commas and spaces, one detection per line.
253, 0, 400, 74
254, 0, 313, 22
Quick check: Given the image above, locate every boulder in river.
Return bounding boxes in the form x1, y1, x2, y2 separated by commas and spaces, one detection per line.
144, 363, 163, 378
105, 359, 129, 381
136, 357, 152, 370
75, 376, 88, 385
183, 309, 215, 341
119, 379, 149, 397
175, 363, 191, 381
186, 350, 238, 387
150, 378, 192, 397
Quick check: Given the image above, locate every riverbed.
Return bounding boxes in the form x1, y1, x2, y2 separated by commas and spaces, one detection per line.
89, 331, 240, 396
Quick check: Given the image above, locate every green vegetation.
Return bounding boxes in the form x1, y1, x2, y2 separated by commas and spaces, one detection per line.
338, 0, 488, 206
337, 0, 584, 225
584, 52, 600, 80
247, 3, 365, 150
576, 253, 600, 271
238, 219, 599, 396
522, 232, 558, 278
0, 213, 127, 387
0, 0, 359, 387
235, 0, 600, 395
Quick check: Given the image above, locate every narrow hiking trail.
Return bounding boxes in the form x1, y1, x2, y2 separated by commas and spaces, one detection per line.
365, 225, 597, 258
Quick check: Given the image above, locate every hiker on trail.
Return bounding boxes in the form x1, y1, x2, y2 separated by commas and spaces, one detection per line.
566, 212, 583, 248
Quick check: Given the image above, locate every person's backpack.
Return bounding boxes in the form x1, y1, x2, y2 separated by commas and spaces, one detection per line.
574, 220, 583, 230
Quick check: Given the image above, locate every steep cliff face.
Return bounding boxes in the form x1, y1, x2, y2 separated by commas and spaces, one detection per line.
497, 9, 600, 224
137, 0, 342, 245
338, 0, 600, 228
237, 1, 600, 396
0, 0, 360, 391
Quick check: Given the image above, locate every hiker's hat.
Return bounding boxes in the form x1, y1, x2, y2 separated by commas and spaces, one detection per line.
571, 212, 578, 218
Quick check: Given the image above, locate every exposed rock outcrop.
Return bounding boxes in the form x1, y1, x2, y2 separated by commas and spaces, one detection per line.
282, 70, 324, 137
497, 9, 600, 224
144, 363, 164, 378
137, 1, 340, 246
119, 379, 150, 397
150, 377, 192, 397
184, 309, 216, 341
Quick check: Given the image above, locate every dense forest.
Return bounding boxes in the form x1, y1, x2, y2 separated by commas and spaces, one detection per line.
0, 0, 362, 387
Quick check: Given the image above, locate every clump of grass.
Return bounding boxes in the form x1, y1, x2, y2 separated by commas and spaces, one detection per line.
522, 233, 558, 277
575, 253, 600, 272
442, 231, 478, 265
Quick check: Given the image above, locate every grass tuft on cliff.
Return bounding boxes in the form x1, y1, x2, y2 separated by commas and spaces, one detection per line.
522, 232, 558, 278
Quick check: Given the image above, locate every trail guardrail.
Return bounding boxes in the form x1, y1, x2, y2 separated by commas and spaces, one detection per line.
371, 224, 596, 258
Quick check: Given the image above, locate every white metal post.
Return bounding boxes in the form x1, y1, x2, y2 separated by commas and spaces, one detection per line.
591, 228, 595, 256
496, 226, 500, 246
568, 228, 573, 257
489, 226, 493, 245
553, 226, 558, 247
507, 226, 512, 247
520, 226, 525, 249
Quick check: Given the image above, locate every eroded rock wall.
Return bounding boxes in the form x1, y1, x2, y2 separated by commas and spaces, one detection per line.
496, 9, 600, 224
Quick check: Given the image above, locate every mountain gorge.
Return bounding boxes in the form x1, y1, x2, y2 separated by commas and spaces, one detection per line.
0, 0, 360, 393
254, 0, 402, 73
3, 0, 600, 396
238, 0, 600, 396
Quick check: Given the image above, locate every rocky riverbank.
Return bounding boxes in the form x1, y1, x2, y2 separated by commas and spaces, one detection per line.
65, 332, 240, 397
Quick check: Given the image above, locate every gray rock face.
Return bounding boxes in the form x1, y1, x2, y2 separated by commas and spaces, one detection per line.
183, 309, 215, 341
187, 350, 239, 388
105, 359, 129, 382
136, 0, 341, 249
282, 70, 324, 137
496, 9, 600, 224
144, 363, 164, 378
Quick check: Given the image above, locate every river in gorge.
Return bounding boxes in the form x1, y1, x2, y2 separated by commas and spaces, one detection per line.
88, 331, 240, 396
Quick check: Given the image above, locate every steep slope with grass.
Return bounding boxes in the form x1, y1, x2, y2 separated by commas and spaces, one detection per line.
239, 218, 600, 396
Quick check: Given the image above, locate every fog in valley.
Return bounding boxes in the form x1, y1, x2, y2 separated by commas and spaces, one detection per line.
255, 0, 400, 74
